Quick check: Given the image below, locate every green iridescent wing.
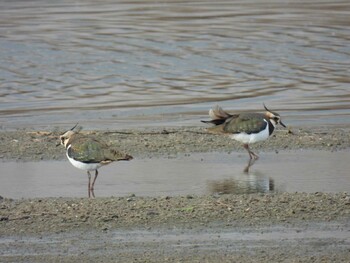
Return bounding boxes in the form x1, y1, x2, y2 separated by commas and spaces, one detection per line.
68, 137, 131, 163
67, 137, 107, 163
223, 113, 267, 134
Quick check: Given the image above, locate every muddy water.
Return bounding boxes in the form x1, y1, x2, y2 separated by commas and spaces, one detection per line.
1, 1, 350, 129
1, 151, 349, 198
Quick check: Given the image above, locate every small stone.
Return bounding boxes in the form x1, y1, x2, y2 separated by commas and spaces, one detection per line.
147, 210, 159, 216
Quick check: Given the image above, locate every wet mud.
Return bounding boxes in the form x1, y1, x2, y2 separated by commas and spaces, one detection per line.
1, 126, 350, 262
0, 193, 349, 262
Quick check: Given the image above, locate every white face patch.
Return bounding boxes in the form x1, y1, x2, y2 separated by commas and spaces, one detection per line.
265, 112, 280, 127
60, 130, 76, 148
269, 118, 277, 127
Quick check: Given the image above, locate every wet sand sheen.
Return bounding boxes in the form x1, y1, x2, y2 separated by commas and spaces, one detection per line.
1, 151, 349, 198
2, 223, 349, 262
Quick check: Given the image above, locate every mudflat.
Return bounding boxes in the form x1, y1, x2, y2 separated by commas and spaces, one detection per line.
0, 126, 349, 262
1, 126, 350, 161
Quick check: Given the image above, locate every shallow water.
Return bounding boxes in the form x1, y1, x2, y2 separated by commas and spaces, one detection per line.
1, 151, 349, 198
1, 0, 350, 129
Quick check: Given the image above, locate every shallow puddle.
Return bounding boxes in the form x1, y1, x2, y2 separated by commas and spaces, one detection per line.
0, 151, 349, 198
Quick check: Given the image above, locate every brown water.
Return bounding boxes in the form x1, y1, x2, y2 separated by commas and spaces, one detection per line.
1, 151, 349, 198
0, 0, 350, 129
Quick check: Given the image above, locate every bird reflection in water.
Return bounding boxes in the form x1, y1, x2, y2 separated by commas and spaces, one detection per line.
207, 171, 274, 195
244, 158, 256, 173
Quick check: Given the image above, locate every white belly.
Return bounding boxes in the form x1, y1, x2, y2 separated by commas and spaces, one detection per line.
230, 122, 270, 144
67, 153, 102, 171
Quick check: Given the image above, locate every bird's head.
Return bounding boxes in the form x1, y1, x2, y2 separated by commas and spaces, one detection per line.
58, 123, 80, 148
263, 104, 286, 128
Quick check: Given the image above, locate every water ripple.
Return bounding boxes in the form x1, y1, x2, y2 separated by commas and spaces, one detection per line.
0, 0, 349, 129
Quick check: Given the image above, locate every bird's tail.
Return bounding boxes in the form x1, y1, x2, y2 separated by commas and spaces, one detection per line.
201, 105, 233, 126
109, 149, 133, 161
120, 154, 133, 161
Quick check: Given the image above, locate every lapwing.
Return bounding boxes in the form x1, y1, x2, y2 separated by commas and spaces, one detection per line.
59, 124, 133, 197
202, 104, 286, 161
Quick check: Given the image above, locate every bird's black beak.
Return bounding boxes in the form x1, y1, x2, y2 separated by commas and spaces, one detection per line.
56, 142, 61, 147
280, 121, 287, 128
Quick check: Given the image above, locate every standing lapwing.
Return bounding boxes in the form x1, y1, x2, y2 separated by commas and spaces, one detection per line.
59, 124, 133, 197
202, 105, 286, 170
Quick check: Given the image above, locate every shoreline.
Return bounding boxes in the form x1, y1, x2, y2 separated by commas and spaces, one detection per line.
1, 126, 350, 162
